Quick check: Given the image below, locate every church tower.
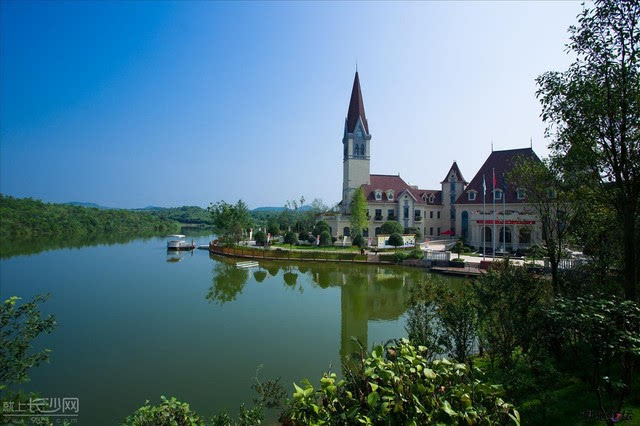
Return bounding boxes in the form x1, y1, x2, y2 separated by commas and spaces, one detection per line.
342, 71, 371, 214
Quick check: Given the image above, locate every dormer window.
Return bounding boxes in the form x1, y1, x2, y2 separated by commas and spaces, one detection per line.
517, 188, 526, 200
494, 189, 503, 200
468, 190, 477, 201
428, 194, 435, 203
374, 190, 382, 201
386, 190, 394, 201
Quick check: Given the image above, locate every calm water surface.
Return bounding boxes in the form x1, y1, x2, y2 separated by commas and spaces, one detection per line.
0, 232, 463, 424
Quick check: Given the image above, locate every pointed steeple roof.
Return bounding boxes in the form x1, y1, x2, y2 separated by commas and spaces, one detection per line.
441, 161, 467, 184
346, 71, 369, 134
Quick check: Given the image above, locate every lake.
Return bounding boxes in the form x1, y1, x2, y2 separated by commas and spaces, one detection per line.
0, 231, 463, 424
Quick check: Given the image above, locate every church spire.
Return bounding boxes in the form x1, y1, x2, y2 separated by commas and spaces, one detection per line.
346, 71, 369, 134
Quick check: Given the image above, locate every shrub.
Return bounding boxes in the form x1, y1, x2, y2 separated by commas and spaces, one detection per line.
319, 230, 332, 246
380, 220, 403, 235
286, 339, 519, 425
307, 235, 316, 244
405, 226, 423, 240
298, 231, 308, 241
123, 396, 205, 426
388, 233, 403, 250
254, 230, 267, 246
283, 231, 297, 247
312, 220, 330, 237
451, 257, 465, 263
352, 233, 365, 248
472, 259, 551, 367
331, 236, 337, 243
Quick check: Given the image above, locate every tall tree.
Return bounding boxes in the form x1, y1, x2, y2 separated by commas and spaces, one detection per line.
536, 0, 640, 299
349, 188, 368, 238
209, 200, 252, 246
510, 157, 581, 295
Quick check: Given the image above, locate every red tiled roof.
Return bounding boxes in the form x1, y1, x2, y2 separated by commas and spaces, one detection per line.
441, 161, 467, 184
346, 71, 369, 134
455, 148, 542, 205
361, 175, 442, 205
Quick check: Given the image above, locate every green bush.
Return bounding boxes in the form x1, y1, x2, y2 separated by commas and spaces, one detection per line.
286, 339, 520, 425
352, 233, 365, 248
388, 232, 404, 249
312, 220, 330, 237
283, 231, 298, 247
307, 235, 316, 244
319, 231, 332, 246
380, 220, 403, 235
123, 396, 205, 426
298, 231, 308, 241
254, 230, 267, 245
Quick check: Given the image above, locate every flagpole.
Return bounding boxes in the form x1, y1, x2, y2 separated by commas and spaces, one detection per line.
482, 174, 486, 260
502, 172, 506, 255
492, 168, 496, 260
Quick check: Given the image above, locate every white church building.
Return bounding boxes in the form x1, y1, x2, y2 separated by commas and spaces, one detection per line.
324, 71, 543, 253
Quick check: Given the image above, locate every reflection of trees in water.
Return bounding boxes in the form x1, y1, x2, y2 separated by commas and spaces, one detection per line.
1, 228, 214, 259
253, 270, 267, 282
206, 260, 249, 304
265, 265, 281, 277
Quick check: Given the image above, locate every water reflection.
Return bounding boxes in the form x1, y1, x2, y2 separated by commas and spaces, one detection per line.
206, 257, 250, 304
0, 227, 214, 259
205, 256, 441, 368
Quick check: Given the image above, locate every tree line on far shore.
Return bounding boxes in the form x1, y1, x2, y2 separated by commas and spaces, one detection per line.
0, 194, 180, 239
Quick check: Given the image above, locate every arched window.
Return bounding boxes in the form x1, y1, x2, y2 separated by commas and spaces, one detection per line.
375, 227, 381, 236
343, 227, 351, 237
483, 226, 492, 243
361, 144, 365, 156
519, 228, 531, 244
461, 211, 469, 240
499, 226, 512, 243
354, 144, 359, 156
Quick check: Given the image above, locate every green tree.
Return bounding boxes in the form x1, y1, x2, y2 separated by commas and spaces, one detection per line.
451, 240, 464, 259
388, 233, 403, 252
536, 0, 640, 300
349, 188, 368, 239
266, 219, 280, 237
472, 260, 550, 368
351, 233, 365, 248
254, 230, 267, 246
319, 230, 332, 246
283, 231, 298, 249
298, 231, 308, 242
380, 221, 403, 235
209, 200, 252, 246
312, 220, 330, 237
510, 157, 581, 295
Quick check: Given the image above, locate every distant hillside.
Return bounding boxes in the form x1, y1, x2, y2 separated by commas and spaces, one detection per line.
142, 206, 212, 225
252, 205, 311, 212
1, 195, 179, 239
65, 201, 113, 210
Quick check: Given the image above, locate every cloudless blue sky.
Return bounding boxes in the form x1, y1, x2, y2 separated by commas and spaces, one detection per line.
1, 1, 584, 208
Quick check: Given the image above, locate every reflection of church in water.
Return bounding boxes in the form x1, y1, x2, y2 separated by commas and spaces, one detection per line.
308, 264, 413, 364
208, 254, 430, 369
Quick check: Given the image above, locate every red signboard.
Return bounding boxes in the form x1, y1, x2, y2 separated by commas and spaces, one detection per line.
476, 220, 536, 225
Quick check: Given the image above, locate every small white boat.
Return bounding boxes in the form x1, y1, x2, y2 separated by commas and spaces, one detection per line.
167, 235, 195, 251
236, 261, 259, 269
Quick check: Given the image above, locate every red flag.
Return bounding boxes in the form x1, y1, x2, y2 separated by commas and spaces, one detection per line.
492, 168, 496, 189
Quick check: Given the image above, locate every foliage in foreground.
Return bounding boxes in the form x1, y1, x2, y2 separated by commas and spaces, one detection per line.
122, 340, 519, 425
288, 339, 519, 425
0, 295, 57, 425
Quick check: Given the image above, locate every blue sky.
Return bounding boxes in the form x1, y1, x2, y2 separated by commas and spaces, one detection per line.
1, 1, 584, 209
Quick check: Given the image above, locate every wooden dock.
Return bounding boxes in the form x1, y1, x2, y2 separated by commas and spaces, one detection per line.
430, 266, 483, 277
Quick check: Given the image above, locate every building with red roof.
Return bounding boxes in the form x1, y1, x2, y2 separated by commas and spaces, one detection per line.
325, 72, 542, 253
